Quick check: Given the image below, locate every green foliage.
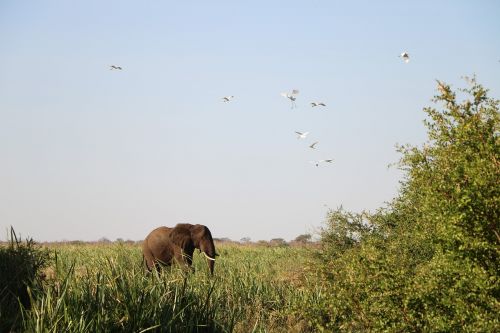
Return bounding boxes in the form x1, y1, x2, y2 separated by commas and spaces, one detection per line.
309, 77, 500, 331
0, 228, 50, 332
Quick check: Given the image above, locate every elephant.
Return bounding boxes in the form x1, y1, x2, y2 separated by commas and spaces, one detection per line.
142, 223, 217, 275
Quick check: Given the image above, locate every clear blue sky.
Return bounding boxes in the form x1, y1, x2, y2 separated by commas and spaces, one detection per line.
1, 1, 499, 242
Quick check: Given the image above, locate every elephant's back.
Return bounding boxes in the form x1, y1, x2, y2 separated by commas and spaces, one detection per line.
146, 226, 172, 241
143, 227, 169, 249
144, 226, 174, 256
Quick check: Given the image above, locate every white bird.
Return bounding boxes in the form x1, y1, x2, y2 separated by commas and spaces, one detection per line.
309, 142, 319, 149
310, 159, 334, 167
295, 131, 309, 139
399, 52, 410, 63
310, 102, 326, 107
281, 89, 299, 108
110, 65, 123, 70
222, 96, 234, 103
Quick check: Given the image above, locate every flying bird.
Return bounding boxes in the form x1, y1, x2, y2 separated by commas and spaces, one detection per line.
399, 52, 410, 63
281, 89, 299, 108
310, 102, 326, 107
295, 131, 309, 139
222, 96, 234, 103
309, 142, 319, 149
310, 159, 334, 167
110, 65, 123, 70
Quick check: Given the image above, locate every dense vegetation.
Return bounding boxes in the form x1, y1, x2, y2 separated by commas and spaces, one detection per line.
0, 229, 50, 332
1, 78, 498, 332
309, 77, 499, 331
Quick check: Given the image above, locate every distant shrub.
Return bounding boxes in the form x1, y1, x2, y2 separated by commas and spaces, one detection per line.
256, 240, 270, 247
270, 238, 288, 247
0, 228, 50, 332
97, 237, 112, 244
68, 240, 85, 245
240, 237, 251, 243
213, 237, 232, 243
294, 233, 312, 244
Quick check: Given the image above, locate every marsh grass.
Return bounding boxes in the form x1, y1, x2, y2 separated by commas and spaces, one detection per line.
18, 243, 316, 332
0, 229, 50, 332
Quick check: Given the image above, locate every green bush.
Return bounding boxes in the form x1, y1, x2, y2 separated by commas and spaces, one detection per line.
310, 77, 499, 331
0, 228, 50, 332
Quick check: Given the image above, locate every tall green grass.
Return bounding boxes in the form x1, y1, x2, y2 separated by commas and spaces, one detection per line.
0, 229, 50, 332
18, 243, 317, 332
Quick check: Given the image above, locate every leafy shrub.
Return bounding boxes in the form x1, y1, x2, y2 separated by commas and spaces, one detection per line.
0, 228, 50, 332
309, 77, 499, 331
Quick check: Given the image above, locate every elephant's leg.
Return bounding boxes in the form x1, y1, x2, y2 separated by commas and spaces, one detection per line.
142, 243, 156, 272
153, 260, 164, 274
142, 255, 151, 272
185, 254, 195, 273
183, 249, 195, 273
174, 249, 195, 273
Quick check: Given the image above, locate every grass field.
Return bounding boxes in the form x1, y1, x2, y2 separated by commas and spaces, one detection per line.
17, 242, 321, 332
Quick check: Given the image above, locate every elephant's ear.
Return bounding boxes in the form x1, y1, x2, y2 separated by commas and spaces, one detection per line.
189, 224, 209, 247
169, 224, 193, 248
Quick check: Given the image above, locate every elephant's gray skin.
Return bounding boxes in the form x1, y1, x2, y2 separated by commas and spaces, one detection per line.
142, 223, 217, 275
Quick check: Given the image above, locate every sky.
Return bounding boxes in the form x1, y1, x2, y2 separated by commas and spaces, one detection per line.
1, 1, 499, 242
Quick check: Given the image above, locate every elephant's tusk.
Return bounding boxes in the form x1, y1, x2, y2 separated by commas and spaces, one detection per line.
202, 252, 216, 261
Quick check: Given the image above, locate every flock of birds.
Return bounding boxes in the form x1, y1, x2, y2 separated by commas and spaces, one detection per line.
108, 52, 411, 168
224, 88, 334, 167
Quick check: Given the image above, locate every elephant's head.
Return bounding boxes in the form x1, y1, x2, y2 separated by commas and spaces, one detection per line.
169, 223, 217, 275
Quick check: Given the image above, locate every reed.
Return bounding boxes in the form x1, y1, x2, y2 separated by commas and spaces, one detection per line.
18, 243, 316, 332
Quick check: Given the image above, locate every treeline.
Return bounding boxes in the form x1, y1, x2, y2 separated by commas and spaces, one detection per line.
0, 234, 316, 247
214, 234, 315, 247
304, 77, 499, 331
0, 233, 315, 247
